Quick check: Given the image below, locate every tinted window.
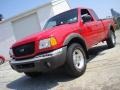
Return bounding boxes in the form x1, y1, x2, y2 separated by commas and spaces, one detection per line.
44, 9, 78, 29
81, 9, 94, 22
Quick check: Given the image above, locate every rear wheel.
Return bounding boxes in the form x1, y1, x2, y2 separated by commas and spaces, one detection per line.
106, 30, 116, 48
65, 43, 87, 77
24, 72, 41, 78
0, 59, 4, 65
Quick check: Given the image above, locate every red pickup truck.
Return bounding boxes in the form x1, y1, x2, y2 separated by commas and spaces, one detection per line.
9, 7, 116, 78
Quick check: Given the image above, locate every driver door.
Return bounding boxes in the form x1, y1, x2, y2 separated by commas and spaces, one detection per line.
80, 9, 98, 47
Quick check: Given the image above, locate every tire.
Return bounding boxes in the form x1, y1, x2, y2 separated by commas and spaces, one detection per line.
24, 72, 41, 78
0, 59, 4, 65
106, 30, 116, 48
65, 43, 87, 78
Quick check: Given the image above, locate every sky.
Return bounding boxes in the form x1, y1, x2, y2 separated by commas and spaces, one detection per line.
0, 0, 120, 19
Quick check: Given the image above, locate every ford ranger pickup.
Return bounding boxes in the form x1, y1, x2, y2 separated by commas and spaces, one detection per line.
9, 7, 116, 77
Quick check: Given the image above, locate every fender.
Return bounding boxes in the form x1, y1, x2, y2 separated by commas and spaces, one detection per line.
107, 24, 115, 38
108, 23, 115, 32
63, 33, 89, 59
63, 33, 88, 49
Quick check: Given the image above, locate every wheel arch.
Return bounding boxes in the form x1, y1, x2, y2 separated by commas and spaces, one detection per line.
110, 25, 115, 32
107, 25, 116, 39
108, 24, 115, 33
63, 33, 89, 59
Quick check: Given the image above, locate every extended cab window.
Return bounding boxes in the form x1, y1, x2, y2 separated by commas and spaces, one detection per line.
81, 9, 94, 23
44, 9, 78, 29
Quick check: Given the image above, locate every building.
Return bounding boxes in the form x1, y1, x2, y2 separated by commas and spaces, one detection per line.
0, 0, 70, 59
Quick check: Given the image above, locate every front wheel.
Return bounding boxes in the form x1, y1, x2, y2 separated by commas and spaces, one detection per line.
106, 30, 116, 48
65, 43, 87, 77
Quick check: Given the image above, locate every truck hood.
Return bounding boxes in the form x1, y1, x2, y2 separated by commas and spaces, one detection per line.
12, 24, 75, 47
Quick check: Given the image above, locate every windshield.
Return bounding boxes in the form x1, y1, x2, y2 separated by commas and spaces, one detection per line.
44, 9, 78, 29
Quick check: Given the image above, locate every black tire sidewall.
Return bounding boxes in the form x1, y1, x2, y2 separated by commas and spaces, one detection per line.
65, 43, 86, 77
107, 30, 116, 48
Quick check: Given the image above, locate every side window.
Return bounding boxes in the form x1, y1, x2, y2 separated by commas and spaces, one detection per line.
90, 10, 99, 20
81, 9, 94, 23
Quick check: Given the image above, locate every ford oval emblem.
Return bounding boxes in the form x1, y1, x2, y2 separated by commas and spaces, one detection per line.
20, 48, 25, 53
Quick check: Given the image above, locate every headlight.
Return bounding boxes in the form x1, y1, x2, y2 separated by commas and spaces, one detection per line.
9, 49, 14, 57
39, 37, 57, 49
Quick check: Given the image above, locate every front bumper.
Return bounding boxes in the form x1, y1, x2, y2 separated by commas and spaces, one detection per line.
9, 47, 67, 73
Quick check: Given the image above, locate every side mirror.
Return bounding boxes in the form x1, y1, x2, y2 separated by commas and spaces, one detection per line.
81, 14, 92, 23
